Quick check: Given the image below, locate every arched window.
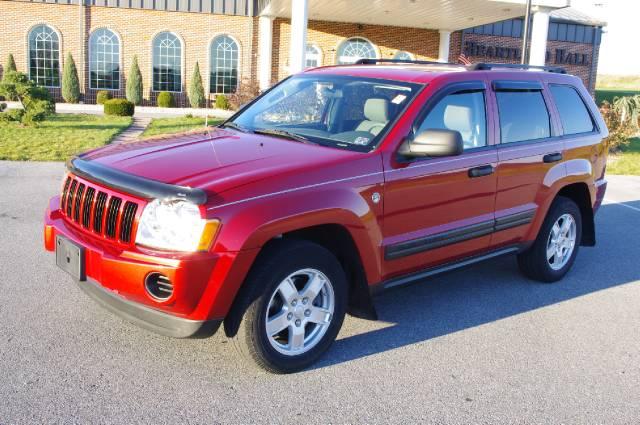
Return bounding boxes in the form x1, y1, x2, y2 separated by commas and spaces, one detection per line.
28, 25, 60, 87
337, 37, 377, 64
89, 29, 120, 90
210, 35, 239, 94
394, 51, 414, 61
153, 32, 182, 92
305, 44, 322, 68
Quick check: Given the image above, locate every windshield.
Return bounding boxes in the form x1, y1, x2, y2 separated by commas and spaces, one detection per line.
227, 75, 423, 152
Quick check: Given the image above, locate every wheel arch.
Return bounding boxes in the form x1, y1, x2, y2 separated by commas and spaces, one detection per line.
556, 182, 595, 246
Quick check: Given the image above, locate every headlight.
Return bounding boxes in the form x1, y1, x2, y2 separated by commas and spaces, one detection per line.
135, 199, 219, 252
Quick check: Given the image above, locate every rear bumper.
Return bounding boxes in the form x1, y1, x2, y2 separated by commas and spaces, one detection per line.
76, 276, 221, 338
594, 178, 607, 213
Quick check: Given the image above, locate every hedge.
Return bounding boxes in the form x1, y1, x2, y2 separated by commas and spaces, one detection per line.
104, 98, 135, 116
96, 90, 112, 105
157, 91, 175, 108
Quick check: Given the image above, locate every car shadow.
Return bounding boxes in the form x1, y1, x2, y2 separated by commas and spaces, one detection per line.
313, 201, 640, 369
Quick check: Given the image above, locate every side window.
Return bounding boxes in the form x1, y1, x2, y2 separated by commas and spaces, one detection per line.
496, 90, 551, 144
549, 85, 594, 135
416, 91, 487, 149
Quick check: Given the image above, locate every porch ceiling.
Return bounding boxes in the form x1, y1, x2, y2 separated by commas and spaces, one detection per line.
259, 0, 570, 31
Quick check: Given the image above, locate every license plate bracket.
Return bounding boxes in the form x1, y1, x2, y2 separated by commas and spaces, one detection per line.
55, 235, 86, 281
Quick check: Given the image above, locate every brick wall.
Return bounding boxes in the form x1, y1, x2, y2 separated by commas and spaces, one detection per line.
450, 32, 600, 93
0, 1, 257, 106
272, 19, 440, 82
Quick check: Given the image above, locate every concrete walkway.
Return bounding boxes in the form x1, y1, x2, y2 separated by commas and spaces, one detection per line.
113, 116, 152, 143
4, 101, 235, 119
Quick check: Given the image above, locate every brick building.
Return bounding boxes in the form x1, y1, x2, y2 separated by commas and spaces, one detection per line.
0, 0, 604, 106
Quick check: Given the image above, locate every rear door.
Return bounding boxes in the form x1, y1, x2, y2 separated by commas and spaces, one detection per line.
381, 80, 498, 279
488, 79, 564, 248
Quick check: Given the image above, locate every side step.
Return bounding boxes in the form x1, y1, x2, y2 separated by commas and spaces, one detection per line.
378, 247, 519, 292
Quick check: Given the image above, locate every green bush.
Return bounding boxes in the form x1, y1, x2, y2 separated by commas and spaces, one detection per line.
157, 91, 175, 108
104, 98, 135, 116
62, 53, 80, 104
0, 71, 55, 125
0, 102, 6, 112
96, 90, 112, 105
0, 108, 24, 123
188, 62, 206, 108
215, 94, 230, 110
2, 54, 16, 83
126, 55, 143, 105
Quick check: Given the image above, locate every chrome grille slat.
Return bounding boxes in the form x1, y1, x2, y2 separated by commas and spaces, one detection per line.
119, 202, 138, 243
94, 191, 108, 233
61, 177, 72, 212
82, 187, 95, 229
73, 183, 85, 223
66, 180, 77, 216
105, 197, 122, 239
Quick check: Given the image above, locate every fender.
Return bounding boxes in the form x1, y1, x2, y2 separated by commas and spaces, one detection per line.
200, 181, 384, 320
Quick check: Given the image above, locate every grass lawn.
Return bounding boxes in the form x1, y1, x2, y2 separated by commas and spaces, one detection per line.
0, 113, 131, 161
595, 75, 640, 106
142, 116, 224, 138
607, 137, 640, 175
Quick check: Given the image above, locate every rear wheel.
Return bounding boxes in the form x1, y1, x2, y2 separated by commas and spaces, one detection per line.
232, 240, 347, 373
517, 197, 582, 283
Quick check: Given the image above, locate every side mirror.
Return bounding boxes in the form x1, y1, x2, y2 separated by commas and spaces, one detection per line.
399, 129, 464, 158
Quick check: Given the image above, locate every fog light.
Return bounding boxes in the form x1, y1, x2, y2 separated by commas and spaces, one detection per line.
145, 272, 173, 301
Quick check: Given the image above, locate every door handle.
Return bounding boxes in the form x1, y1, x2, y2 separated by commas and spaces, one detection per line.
468, 165, 494, 178
543, 152, 563, 163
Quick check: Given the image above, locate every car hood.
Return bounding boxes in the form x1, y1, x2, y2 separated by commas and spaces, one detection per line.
79, 128, 362, 196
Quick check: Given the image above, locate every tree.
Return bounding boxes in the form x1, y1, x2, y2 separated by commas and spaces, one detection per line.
126, 55, 143, 105
61, 52, 80, 104
188, 62, 205, 108
0, 71, 55, 125
4, 54, 17, 79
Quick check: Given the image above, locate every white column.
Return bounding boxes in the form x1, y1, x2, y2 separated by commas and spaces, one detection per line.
258, 15, 275, 91
438, 30, 451, 63
289, 0, 308, 74
529, 8, 551, 66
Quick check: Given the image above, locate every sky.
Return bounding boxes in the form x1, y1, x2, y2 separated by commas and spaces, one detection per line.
571, 0, 639, 75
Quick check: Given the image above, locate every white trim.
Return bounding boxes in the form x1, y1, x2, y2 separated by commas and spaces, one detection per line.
25, 22, 63, 88
335, 36, 380, 65
88, 27, 123, 91
206, 33, 242, 95
258, 16, 274, 91
438, 30, 451, 63
207, 171, 383, 211
149, 30, 185, 93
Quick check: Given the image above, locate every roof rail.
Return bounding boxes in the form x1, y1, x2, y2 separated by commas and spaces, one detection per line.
355, 58, 461, 66
471, 63, 567, 74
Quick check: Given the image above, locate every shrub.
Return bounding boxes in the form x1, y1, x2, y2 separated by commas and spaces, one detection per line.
0, 71, 55, 125
0, 102, 6, 112
601, 101, 634, 152
126, 55, 143, 105
96, 90, 112, 105
0, 108, 24, 123
227, 78, 260, 110
104, 98, 135, 116
62, 53, 81, 104
215, 94, 230, 110
3, 54, 16, 82
188, 62, 205, 108
157, 91, 175, 108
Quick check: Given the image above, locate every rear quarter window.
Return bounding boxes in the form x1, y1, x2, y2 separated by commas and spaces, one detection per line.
549, 85, 595, 135
496, 90, 551, 144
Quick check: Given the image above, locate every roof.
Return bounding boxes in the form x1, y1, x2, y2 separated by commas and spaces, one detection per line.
550, 7, 607, 27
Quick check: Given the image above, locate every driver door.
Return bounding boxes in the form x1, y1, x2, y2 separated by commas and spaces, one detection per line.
381, 81, 498, 280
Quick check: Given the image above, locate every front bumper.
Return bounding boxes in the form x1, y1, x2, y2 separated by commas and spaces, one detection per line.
76, 276, 221, 338
44, 196, 250, 337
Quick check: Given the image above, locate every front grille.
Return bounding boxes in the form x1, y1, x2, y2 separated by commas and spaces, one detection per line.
60, 175, 142, 246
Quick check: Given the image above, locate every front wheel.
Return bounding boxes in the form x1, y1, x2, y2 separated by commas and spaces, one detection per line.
232, 240, 347, 373
517, 196, 582, 283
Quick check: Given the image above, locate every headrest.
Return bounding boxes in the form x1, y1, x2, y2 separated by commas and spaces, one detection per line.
444, 105, 473, 133
363, 98, 389, 123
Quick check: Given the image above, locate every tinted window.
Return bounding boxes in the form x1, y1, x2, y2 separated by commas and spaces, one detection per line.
417, 91, 487, 149
550, 85, 594, 135
496, 91, 550, 143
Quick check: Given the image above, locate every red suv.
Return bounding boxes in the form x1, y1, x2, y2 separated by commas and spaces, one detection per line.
44, 60, 609, 373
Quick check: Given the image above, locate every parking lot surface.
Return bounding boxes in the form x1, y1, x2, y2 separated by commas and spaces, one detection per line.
1, 161, 639, 423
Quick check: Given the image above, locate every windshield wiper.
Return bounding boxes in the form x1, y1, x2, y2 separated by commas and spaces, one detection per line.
253, 128, 315, 144
219, 121, 253, 133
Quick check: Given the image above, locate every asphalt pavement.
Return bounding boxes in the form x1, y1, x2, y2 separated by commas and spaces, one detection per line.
1, 160, 639, 424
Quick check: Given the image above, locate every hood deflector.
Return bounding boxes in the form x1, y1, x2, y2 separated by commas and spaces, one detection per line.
67, 156, 207, 205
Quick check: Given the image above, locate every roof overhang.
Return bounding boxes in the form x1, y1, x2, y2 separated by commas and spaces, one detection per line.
259, 0, 570, 31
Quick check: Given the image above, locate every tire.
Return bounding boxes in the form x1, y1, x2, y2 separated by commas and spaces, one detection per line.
517, 196, 582, 283
232, 239, 347, 373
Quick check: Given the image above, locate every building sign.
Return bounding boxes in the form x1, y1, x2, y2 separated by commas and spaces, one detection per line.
464, 41, 591, 66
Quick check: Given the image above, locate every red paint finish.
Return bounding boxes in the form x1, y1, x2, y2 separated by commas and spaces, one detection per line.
44, 65, 609, 330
